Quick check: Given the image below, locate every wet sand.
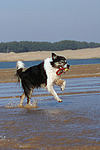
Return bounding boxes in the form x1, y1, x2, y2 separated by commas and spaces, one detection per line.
0, 64, 100, 83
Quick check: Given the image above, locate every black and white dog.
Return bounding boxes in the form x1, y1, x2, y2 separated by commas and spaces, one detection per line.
16, 53, 70, 106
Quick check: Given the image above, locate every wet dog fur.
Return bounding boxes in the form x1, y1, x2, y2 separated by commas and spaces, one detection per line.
16, 53, 70, 106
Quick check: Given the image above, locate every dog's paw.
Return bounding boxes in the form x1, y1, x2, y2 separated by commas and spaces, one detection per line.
57, 98, 62, 102
24, 103, 33, 108
61, 85, 65, 91
61, 81, 66, 91
24, 103, 38, 108
18, 103, 23, 108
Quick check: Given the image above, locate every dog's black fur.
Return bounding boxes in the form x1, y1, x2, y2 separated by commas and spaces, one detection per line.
17, 62, 47, 99
16, 53, 70, 106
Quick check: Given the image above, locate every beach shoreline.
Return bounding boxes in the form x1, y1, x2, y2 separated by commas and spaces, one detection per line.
0, 64, 100, 83
0, 48, 100, 83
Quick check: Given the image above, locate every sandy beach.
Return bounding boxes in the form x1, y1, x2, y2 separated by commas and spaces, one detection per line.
0, 47, 100, 83
0, 64, 100, 83
0, 47, 100, 62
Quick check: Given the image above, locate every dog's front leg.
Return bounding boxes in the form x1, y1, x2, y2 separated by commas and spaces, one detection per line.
61, 80, 66, 91
55, 79, 66, 91
47, 82, 62, 102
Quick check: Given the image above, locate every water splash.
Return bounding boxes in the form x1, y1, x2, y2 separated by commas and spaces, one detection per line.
0, 135, 6, 141
24, 99, 38, 108
5, 97, 19, 108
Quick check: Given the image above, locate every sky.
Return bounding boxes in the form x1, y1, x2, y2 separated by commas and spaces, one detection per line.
0, 0, 100, 43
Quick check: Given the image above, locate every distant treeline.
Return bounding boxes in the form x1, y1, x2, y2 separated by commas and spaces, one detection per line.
0, 40, 100, 53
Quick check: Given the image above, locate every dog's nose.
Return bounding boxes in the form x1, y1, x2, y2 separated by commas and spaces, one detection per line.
67, 64, 70, 69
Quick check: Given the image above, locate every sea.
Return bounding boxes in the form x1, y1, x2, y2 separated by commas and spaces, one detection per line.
0, 58, 100, 69
0, 77, 100, 149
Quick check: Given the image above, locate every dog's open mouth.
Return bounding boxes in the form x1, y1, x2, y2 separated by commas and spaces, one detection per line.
56, 64, 70, 75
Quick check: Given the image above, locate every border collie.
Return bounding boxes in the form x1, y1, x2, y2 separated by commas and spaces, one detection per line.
16, 53, 70, 107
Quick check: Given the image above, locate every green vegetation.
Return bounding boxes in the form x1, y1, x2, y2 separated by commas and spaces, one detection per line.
0, 40, 100, 53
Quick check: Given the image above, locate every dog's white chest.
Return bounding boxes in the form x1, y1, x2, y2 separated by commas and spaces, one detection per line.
44, 58, 58, 81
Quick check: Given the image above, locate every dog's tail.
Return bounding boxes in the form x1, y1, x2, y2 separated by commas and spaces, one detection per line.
16, 61, 24, 82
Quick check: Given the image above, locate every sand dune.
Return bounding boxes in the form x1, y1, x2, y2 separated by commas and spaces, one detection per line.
0, 47, 100, 62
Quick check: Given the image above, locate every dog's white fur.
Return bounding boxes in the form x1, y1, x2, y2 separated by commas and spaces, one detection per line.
17, 61, 24, 70
17, 56, 67, 106
44, 57, 66, 102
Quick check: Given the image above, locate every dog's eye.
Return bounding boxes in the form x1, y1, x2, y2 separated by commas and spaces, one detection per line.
60, 61, 64, 63
64, 60, 67, 63
61, 60, 67, 63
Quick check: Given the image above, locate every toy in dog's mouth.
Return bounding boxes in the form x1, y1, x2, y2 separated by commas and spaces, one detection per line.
56, 64, 70, 75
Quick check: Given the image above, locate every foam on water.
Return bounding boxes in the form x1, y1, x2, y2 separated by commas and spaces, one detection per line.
5, 98, 38, 109
5, 98, 19, 108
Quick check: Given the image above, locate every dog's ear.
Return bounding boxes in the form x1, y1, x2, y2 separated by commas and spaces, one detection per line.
52, 53, 57, 60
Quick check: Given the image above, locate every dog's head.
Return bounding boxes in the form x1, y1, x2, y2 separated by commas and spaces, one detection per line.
50, 53, 70, 70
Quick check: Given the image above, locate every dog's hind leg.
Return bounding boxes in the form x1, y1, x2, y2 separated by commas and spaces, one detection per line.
18, 93, 25, 107
26, 88, 33, 105
22, 80, 34, 105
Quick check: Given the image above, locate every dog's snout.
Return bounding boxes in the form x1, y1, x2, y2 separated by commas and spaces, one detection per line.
67, 64, 70, 69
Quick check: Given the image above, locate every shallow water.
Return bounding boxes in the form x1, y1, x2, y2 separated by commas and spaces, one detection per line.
0, 77, 100, 149
0, 58, 100, 69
